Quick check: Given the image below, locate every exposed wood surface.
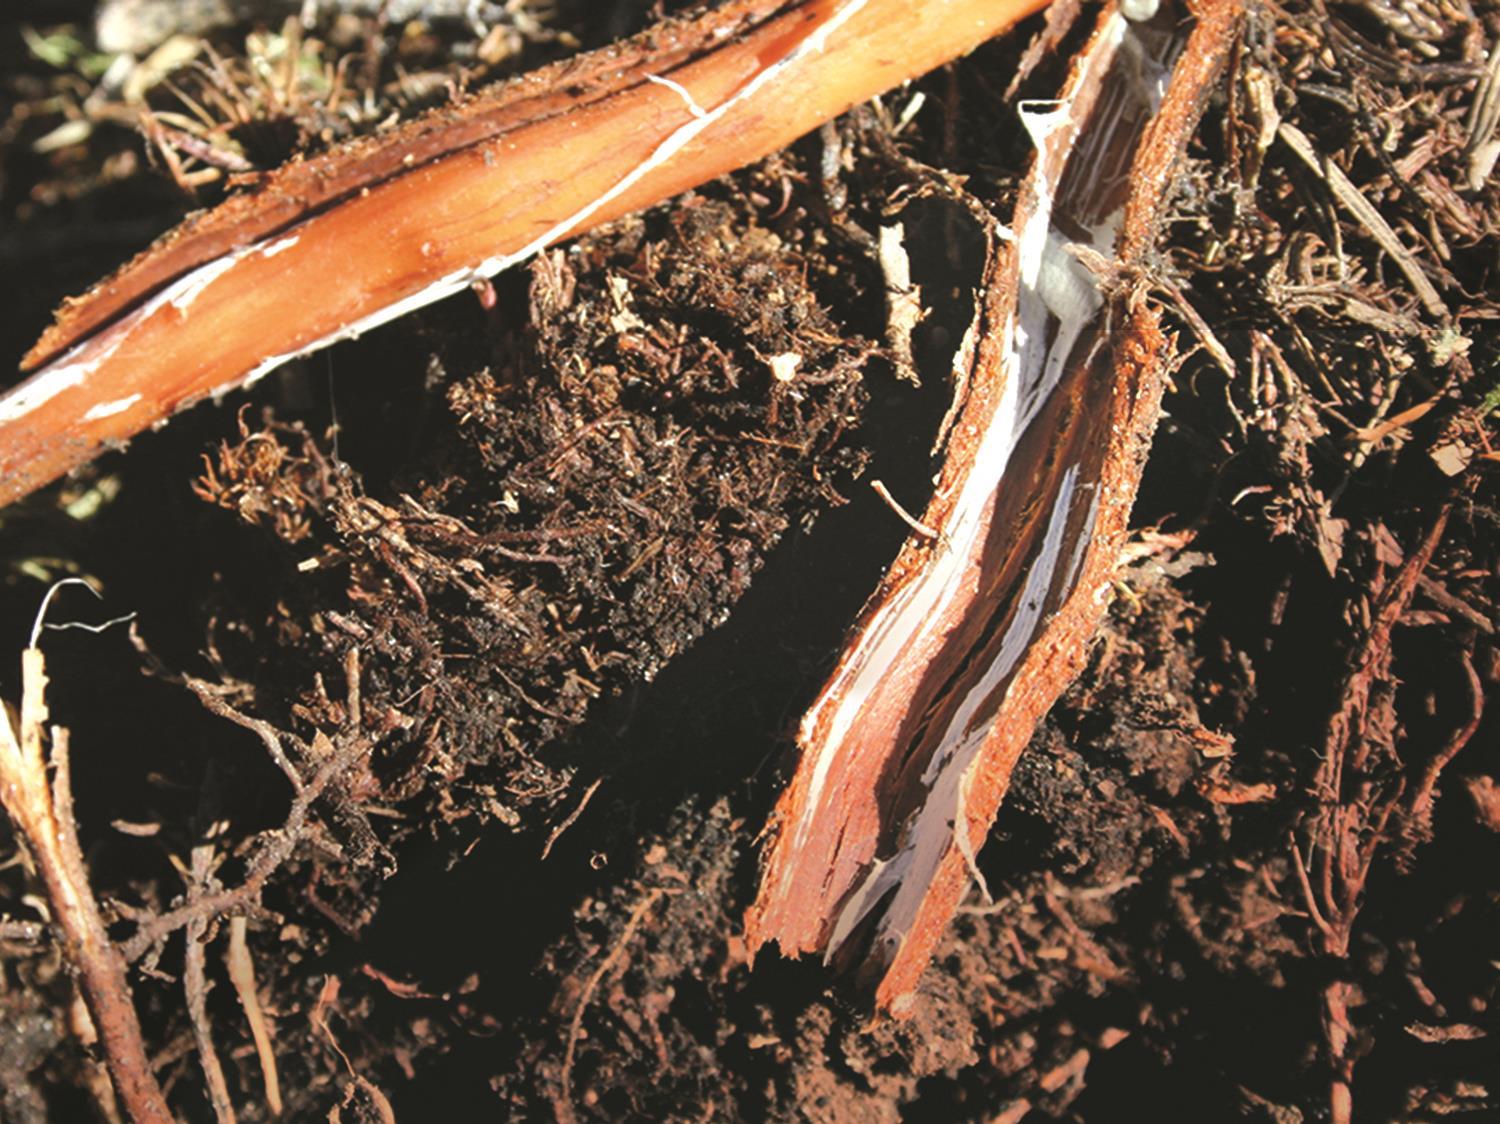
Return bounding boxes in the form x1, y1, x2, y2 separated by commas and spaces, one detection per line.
746, 0, 1245, 1012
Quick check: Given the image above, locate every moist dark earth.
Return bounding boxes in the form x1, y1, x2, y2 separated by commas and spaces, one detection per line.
1, 1, 1497, 1121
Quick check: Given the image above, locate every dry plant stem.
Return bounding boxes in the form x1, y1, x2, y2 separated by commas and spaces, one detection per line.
1277, 121, 1448, 322
1461, 36, 1500, 189
185, 844, 238, 1124
747, 0, 1244, 1012
227, 915, 283, 1117
0, 0, 1048, 509
0, 649, 172, 1122
121, 704, 370, 963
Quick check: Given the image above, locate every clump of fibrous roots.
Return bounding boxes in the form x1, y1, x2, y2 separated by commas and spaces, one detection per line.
0, 176, 875, 1117
1153, 0, 1499, 1119
193, 194, 872, 833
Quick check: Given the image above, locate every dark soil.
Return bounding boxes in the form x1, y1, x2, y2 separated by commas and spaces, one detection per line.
1, 1, 1497, 1121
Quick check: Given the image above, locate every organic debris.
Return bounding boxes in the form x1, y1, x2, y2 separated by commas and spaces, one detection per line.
0, 0, 1497, 1120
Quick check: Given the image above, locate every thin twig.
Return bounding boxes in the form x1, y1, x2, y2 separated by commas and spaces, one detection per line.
182, 680, 306, 792
558, 888, 666, 1123
122, 726, 372, 963
541, 777, 603, 861
185, 843, 238, 1124
227, 915, 282, 1117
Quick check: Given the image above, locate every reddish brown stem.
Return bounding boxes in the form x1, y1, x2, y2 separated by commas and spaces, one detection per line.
1299, 502, 1454, 1124
1407, 650, 1483, 830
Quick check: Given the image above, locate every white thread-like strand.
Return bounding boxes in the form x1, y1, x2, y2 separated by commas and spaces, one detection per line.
167, 254, 241, 313
646, 74, 708, 118
259, 234, 300, 258
28, 577, 100, 650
